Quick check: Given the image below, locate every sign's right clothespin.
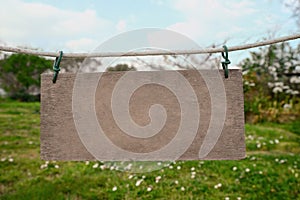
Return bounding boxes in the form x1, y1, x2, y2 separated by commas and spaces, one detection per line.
52, 51, 63, 83
221, 45, 230, 79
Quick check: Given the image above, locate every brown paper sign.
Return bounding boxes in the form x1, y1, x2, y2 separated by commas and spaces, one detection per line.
41, 69, 245, 161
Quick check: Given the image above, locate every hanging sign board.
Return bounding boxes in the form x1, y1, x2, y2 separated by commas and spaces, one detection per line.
41, 69, 245, 161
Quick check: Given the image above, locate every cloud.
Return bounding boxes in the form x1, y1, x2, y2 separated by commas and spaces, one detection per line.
168, 0, 298, 48
65, 38, 98, 52
167, 0, 265, 45
0, 0, 114, 51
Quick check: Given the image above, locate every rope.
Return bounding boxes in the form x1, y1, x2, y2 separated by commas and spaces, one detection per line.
0, 33, 299, 58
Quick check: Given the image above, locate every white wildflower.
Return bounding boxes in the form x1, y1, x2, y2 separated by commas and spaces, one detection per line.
292, 90, 299, 95
169, 165, 173, 169
290, 76, 300, 84
245, 168, 250, 173
127, 163, 133, 168
112, 186, 117, 191
237, 197, 242, 200
283, 85, 290, 90
225, 197, 230, 200
232, 166, 238, 171
214, 183, 222, 189
272, 87, 283, 93
135, 179, 143, 186
8, 158, 14, 162
92, 163, 99, 168
174, 180, 179, 185
275, 82, 284, 87
100, 165, 106, 170
155, 176, 161, 183
274, 139, 279, 144
268, 82, 274, 88
1, 158, 6, 162
40, 164, 48, 169
85, 161, 90, 165
54, 165, 59, 169
283, 104, 291, 109
191, 167, 195, 171
181, 186, 185, 191
128, 175, 134, 179
147, 186, 152, 192
177, 166, 181, 170
286, 89, 293, 94
268, 66, 276, 72
157, 162, 161, 166
279, 159, 286, 164
247, 135, 254, 140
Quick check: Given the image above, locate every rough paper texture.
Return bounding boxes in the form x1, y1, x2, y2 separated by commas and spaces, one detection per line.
41, 69, 245, 161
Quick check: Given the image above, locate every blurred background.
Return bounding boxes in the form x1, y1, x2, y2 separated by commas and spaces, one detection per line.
0, 0, 299, 199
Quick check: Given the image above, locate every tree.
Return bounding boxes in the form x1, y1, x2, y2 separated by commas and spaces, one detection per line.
106, 64, 136, 72
0, 53, 52, 101
285, 0, 300, 28
240, 42, 300, 122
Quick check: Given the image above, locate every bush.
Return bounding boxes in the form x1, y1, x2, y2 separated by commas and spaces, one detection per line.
0, 53, 52, 101
240, 43, 300, 123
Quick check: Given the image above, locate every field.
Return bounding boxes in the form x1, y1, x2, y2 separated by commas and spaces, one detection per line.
0, 100, 299, 199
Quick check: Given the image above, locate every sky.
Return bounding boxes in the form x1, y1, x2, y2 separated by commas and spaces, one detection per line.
0, 0, 299, 65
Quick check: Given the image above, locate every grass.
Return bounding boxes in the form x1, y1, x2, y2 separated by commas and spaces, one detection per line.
0, 100, 299, 200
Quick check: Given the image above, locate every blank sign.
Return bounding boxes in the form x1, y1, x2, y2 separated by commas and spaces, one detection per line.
40, 69, 245, 161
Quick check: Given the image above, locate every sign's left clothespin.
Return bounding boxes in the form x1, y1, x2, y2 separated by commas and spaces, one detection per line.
52, 51, 63, 83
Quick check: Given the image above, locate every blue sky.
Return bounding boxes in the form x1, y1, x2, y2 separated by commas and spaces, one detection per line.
0, 0, 299, 64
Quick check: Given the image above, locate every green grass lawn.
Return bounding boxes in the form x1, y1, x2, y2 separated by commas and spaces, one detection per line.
0, 101, 299, 200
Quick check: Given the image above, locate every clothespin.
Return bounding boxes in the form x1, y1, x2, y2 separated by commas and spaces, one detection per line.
221, 45, 230, 78
52, 51, 63, 83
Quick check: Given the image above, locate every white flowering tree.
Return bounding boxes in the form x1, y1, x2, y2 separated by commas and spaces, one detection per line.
240, 42, 300, 122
